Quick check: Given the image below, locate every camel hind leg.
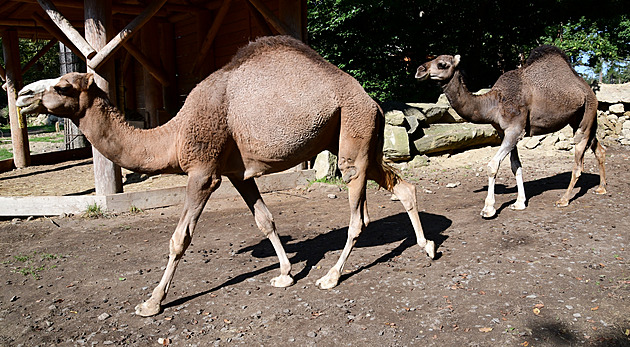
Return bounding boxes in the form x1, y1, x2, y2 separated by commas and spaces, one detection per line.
135, 169, 221, 317
591, 138, 607, 194
368, 161, 435, 259
315, 150, 369, 290
228, 176, 294, 288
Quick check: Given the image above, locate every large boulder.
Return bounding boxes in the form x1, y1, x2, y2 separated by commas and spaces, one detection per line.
412, 123, 501, 155
595, 83, 630, 104
383, 123, 411, 161
313, 150, 338, 179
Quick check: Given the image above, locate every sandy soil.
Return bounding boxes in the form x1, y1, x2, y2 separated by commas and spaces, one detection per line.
0, 144, 628, 346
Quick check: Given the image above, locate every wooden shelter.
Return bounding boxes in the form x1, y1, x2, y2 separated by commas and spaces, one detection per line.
0, 0, 307, 195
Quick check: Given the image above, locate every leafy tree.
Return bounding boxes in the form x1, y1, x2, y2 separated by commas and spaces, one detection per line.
0, 39, 60, 110
540, 15, 630, 82
308, 0, 630, 102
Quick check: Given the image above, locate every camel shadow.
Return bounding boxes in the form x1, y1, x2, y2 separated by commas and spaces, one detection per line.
163, 211, 450, 310
474, 172, 600, 217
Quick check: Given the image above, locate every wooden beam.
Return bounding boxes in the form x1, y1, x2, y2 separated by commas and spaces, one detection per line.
192, 0, 233, 76
32, 13, 85, 62
122, 41, 170, 86
87, 0, 168, 71
15, 0, 214, 15
36, 0, 97, 59
21, 39, 58, 74
2, 29, 31, 168
246, 0, 273, 37
0, 18, 84, 27
246, 0, 296, 37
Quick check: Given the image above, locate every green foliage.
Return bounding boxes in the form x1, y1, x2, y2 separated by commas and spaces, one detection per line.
7, 251, 63, 280
83, 203, 105, 218
308, 1, 630, 102
0, 148, 11, 161
540, 15, 630, 82
0, 39, 61, 109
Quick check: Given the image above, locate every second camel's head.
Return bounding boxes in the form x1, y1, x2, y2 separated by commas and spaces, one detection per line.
415, 54, 461, 83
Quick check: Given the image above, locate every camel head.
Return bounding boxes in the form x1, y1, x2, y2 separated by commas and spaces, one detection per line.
17, 72, 95, 119
415, 55, 461, 82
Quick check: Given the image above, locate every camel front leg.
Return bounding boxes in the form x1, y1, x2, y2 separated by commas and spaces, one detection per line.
509, 147, 526, 210
228, 176, 293, 288
482, 130, 519, 218
135, 171, 220, 317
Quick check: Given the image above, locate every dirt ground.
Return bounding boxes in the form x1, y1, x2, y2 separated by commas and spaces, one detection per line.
0, 143, 628, 346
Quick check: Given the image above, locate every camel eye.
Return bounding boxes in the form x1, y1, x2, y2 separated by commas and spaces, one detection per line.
437, 62, 448, 69
54, 85, 72, 95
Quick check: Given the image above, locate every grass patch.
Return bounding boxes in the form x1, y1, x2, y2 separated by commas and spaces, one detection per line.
0, 148, 12, 160
129, 205, 143, 214
83, 203, 106, 218
29, 134, 64, 143
6, 252, 64, 280
308, 176, 346, 187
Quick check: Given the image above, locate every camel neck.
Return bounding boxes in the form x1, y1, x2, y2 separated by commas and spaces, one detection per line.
77, 97, 182, 174
442, 70, 498, 124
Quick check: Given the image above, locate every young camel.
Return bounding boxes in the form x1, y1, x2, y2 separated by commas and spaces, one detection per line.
415, 45, 607, 218
17, 35, 435, 317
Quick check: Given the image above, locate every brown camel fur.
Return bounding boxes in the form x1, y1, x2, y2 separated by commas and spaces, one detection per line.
17, 35, 435, 317
415, 45, 607, 218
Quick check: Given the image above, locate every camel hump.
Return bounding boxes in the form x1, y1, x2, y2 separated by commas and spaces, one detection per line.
525, 45, 572, 67
223, 35, 328, 72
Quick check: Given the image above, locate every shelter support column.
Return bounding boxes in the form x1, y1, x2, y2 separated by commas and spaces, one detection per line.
85, 0, 123, 194
2, 29, 31, 168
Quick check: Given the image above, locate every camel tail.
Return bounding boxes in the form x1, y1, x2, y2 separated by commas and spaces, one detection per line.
374, 103, 400, 191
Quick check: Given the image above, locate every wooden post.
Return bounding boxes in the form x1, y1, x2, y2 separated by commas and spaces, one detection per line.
279, 0, 305, 40
85, 0, 123, 194
2, 29, 31, 168
141, 19, 163, 128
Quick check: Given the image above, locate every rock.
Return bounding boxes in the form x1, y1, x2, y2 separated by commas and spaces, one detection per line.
623, 120, 630, 130
609, 103, 625, 114
383, 124, 411, 161
555, 140, 573, 151
383, 109, 406, 126
595, 82, 630, 103
541, 133, 559, 147
438, 108, 465, 123
437, 93, 450, 106
313, 151, 338, 180
412, 123, 501, 155
523, 135, 544, 149
97, 312, 111, 321
406, 103, 449, 125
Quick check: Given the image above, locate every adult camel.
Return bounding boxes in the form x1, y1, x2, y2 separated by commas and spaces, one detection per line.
416, 45, 606, 218
17, 35, 435, 317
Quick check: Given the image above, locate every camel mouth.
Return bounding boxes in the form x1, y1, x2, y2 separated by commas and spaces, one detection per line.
17, 99, 44, 115
415, 66, 430, 81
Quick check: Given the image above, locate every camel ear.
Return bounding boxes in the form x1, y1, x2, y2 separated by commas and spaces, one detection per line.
83, 73, 95, 91
452, 55, 461, 68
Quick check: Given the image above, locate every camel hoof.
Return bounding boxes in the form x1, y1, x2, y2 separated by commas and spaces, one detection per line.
270, 274, 294, 288
135, 301, 161, 317
509, 201, 526, 211
425, 240, 436, 259
595, 187, 607, 195
480, 206, 496, 218
315, 269, 340, 290
555, 199, 569, 208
